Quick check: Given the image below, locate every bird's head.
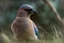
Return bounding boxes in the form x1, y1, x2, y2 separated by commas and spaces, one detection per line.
17, 4, 38, 17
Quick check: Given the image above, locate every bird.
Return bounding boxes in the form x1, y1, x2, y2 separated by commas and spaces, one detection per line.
11, 4, 39, 41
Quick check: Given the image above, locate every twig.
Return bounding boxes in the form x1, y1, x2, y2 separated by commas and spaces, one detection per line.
42, 0, 64, 28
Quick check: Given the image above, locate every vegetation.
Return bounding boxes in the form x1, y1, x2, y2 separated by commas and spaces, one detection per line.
0, 0, 64, 43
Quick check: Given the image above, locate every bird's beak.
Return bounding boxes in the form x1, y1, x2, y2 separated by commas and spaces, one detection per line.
31, 9, 38, 14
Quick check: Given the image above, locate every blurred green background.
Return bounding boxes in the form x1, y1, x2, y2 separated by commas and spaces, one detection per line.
0, 0, 64, 43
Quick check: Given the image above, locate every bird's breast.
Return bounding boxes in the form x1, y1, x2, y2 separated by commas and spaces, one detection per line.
11, 17, 36, 39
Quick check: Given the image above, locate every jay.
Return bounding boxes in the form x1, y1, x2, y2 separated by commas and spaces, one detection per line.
11, 4, 39, 41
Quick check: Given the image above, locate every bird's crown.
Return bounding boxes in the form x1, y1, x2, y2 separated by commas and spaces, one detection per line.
19, 4, 33, 10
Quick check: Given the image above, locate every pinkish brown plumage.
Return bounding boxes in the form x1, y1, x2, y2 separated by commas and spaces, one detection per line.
11, 4, 38, 41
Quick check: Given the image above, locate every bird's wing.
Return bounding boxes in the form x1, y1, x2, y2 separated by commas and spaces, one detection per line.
32, 22, 38, 37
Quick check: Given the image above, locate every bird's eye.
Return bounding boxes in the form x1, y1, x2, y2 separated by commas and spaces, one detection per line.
24, 9, 32, 11
28, 9, 32, 11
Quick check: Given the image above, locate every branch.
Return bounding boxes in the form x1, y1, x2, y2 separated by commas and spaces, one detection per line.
42, 0, 64, 27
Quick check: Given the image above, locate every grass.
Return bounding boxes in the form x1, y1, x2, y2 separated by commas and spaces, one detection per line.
0, 31, 64, 43
0, 26, 64, 43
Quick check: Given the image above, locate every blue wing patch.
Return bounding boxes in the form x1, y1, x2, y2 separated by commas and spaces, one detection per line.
33, 23, 38, 37
34, 26, 38, 37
